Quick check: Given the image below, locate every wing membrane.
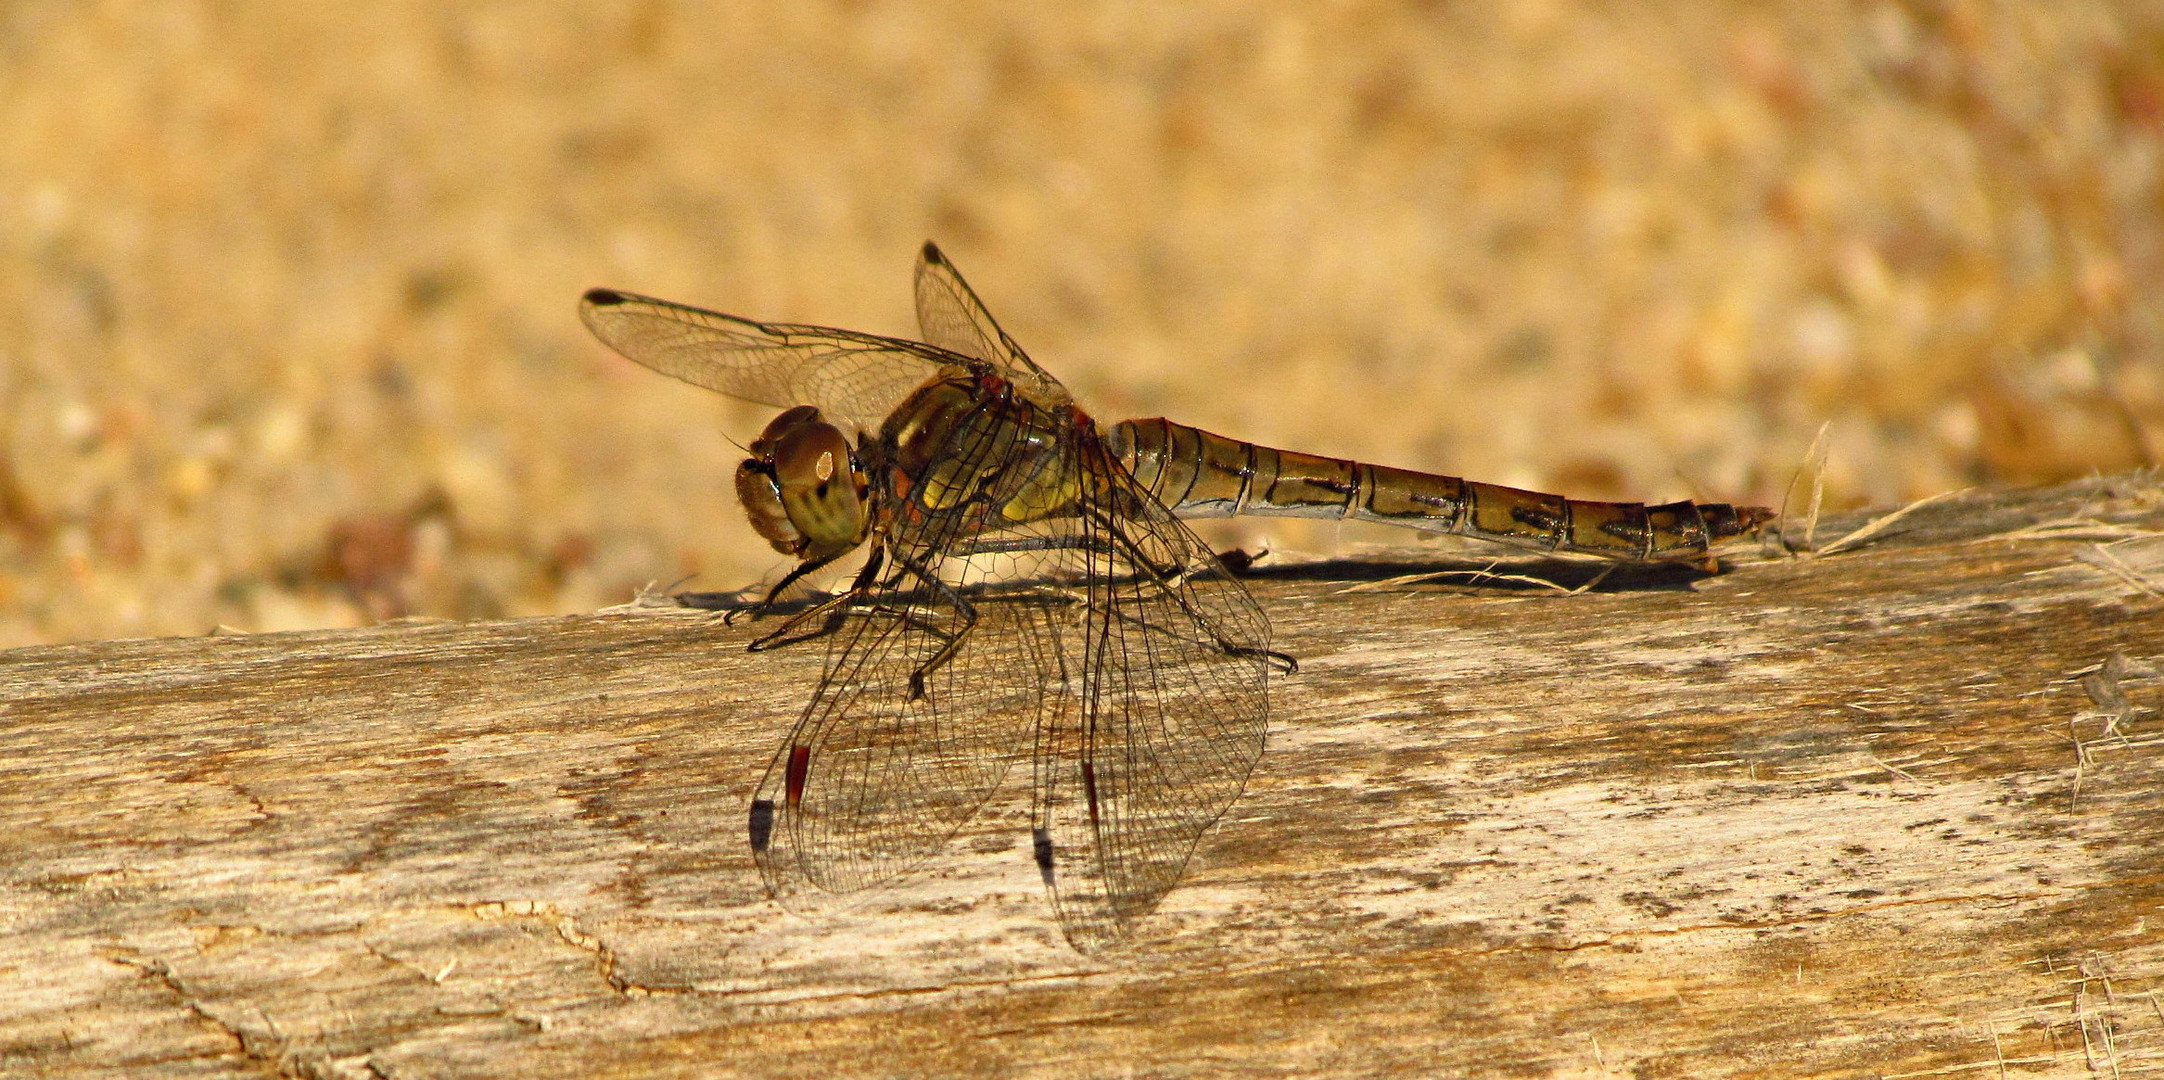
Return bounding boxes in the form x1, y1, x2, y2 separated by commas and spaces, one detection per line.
749, 373, 1062, 894
750, 388, 1272, 946
1028, 432, 1272, 951
579, 288, 957, 432
669, 248, 1275, 947
749, 579, 1057, 896
913, 243, 1071, 409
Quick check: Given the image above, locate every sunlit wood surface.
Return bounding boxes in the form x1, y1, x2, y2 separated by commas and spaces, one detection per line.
5, 475, 2163, 1078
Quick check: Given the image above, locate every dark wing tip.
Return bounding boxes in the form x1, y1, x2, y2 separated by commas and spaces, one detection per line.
1032, 827, 1056, 885
582, 287, 629, 307
749, 799, 775, 852
919, 240, 946, 265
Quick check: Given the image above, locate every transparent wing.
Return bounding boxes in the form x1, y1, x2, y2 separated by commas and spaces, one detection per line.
751, 409, 1272, 946
1028, 431, 1273, 952
747, 381, 1066, 896
579, 288, 959, 432
912, 242, 1072, 410
748, 577, 1059, 897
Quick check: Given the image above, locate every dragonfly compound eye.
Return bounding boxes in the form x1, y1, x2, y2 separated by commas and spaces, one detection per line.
734, 459, 802, 557
766, 415, 870, 561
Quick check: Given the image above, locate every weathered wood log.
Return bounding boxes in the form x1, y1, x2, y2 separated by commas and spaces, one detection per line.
5, 474, 2164, 1078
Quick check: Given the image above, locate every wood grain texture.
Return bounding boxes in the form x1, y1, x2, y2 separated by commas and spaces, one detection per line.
5, 474, 2164, 1078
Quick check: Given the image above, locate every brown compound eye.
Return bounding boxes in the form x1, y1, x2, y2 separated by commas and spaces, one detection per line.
736, 406, 869, 562
735, 458, 799, 556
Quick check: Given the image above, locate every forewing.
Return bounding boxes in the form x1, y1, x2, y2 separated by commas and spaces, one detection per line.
580, 288, 954, 432
1028, 432, 1274, 952
912, 243, 1071, 409
748, 580, 1057, 897
748, 378, 1064, 897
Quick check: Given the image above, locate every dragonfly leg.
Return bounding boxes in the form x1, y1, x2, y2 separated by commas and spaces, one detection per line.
1081, 505, 1298, 674
745, 547, 886, 651
943, 533, 1118, 558
882, 547, 981, 701
1234, 643, 1298, 674
723, 548, 856, 628
1085, 593, 1298, 674
984, 522, 1284, 667
944, 517, 1298, 673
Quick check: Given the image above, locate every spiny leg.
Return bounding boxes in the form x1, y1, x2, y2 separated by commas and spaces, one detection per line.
943, 519, 1294, 672
1083, 504, 1297, 673
881, 546, 981, 700
723, 546, 860, 628
944, 533, 1119, 559
745, 547, 887, 651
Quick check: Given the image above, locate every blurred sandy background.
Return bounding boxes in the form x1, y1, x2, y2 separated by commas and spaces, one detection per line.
1, 1, 2159, 647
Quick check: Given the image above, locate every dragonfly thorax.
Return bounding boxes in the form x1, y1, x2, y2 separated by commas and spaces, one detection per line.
879, 371, 1081, 532
734, 404, 872, 562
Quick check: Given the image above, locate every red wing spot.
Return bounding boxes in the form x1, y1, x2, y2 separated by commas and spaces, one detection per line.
1082, 762, 1101, 828
786, 745, 811, 807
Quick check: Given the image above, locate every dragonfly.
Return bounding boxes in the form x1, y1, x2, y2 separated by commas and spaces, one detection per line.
579, 243, 1770, 950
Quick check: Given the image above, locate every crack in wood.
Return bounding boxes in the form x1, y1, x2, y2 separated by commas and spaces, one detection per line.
103, 951, 280, 1076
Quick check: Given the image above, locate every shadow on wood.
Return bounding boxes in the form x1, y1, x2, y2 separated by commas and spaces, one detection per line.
5, 473, 2164, 1077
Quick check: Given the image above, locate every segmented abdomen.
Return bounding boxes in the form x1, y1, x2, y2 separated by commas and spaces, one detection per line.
1108, 417, 1770, 564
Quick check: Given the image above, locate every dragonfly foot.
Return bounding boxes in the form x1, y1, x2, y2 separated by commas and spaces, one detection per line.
748, 620, 826, 652
1224, 643, 1298, 674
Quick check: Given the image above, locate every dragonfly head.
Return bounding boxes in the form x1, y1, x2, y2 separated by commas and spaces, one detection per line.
735, 405, 871, 562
